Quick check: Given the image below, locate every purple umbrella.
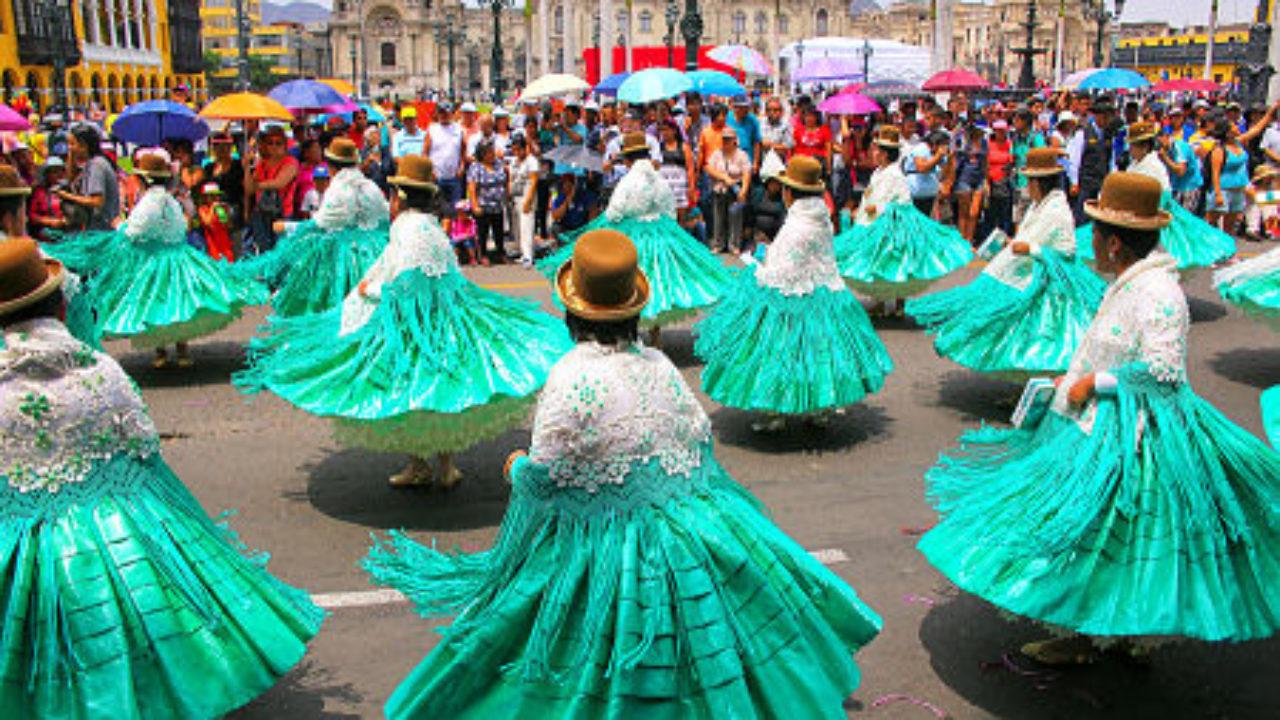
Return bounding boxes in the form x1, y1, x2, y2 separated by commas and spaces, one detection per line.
793, 57, 864, 84
0, 104, 30, 132
268, 79, 347, 112
818, 92, 881, 116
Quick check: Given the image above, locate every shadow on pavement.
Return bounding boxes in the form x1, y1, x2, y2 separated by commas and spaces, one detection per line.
229, 660, 363, 719
919, 589, 1280, 719
658, 326, 701, 369
1187, 295, 1228, 324
935, 371, 1021, 424
710, 403, 890, 454
119, 340, 248, 388
1209, 347, 1280, 390
291, 429, 528, 531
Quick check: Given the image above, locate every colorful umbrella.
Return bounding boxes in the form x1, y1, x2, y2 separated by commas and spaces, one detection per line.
318, 78, 356, 96
794, 57, 864, 84
0, 104, 31, 132
1060, 68, 1102, 90
708, 45, 773, 76
922, 69, 990, 92
1078, 68, 1150, 91
617, 68, 692, 105
594, 72, 632, 96
112, 100, 208, 146
198, 93, 294, 122
818, 92, 881, 116
523, 73, 592, 100
1150, 78, 1220, 93
686, 70, 746, 97
269, 79, 347, 112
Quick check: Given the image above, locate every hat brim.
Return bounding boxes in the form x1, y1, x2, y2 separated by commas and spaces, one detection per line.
1129, 131, 1157, 144
0, 186, 32, 196
0, 257, 65, 316
1083, 200, 1172, 231
776, 173, 825, 194
132, 168, 171, 179
1020, 165, 1064, 177
324, 150, 359, 164
388, 176, 437, 191
555, 261, 651, 321
874, 139, 900, 149
621, 145, 650, 157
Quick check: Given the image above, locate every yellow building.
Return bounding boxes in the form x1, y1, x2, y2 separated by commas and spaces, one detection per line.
202, 0, 294, 79
1115, 1, 1276, 86
0, 0, 207, 113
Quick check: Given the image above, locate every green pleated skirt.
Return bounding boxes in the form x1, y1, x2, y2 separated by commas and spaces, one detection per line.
1076, 193, 1236, 270
834, 203, 974, 302
234, 221, 389, 318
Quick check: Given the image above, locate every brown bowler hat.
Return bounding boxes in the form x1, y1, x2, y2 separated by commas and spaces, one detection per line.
874, 126, 901, 149
621, 131, 650, 158
0, 237, 65, 316
1020, 147, 1065, 177
1127, 121, 1158, 144
555, 229, 650, 321
132, 152, 172, 178
0, 166, 31, 196
325, 137, 360, 165
1083, 172, 1171, 231
776, 154, 826, 193
388, 155, 437, 190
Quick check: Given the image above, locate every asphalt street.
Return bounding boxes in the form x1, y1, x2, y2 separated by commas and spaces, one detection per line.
111, 254, 1280, 720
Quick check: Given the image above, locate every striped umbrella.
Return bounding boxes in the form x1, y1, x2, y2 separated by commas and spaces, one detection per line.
708, 44, 773, 76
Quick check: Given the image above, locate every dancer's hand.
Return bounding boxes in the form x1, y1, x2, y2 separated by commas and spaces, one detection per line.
1068, 374, 1095, 407
1012, 241, 1031, 255
864, 204, 877, 219
503, 450, 527, 482
358, 279, 370, 297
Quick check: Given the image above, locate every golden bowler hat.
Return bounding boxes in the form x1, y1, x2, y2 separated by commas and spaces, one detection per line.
555, 229, 650, 321
388, 155, 438, 190
1020, 147, 1065, 177
0, 237, 65, 317
1083, 172, 1172, 231
775, 154, 826, 194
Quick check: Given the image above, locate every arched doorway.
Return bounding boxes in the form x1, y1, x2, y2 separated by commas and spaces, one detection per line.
2, 70, 16, 104
67, 71, 84, 108
106, 75, 119, 112
122, 75, 134, 107
90, 73, 103, 110
25, 71, 42, 111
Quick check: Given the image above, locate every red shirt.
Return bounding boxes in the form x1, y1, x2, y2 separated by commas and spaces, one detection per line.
988, 136, 1013, 183
346, 125, 367, 149
255, 155, 299, 218
794, 124, 832, 160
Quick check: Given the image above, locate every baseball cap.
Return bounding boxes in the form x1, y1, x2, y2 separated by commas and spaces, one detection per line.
1056, 110, 1078, 125
493, 106, 510, 118
400, 106, 418, 119
732, 96, 751, 107
312, 165, 331, 180
721, 126, 738, 139
460, 102, 477, 113
584, 100, 600, 112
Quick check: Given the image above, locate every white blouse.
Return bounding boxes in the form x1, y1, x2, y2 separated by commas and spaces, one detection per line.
985, 189, 1077, 289
605, 159, 677, 223
855, 163, 911, 225
339, 210, 457, 336
313, 167, 391, 231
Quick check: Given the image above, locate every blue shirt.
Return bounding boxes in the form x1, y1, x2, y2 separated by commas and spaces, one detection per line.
903, 143, 940, 198
1168, 138, 1202, 193
725, 113, 762, 163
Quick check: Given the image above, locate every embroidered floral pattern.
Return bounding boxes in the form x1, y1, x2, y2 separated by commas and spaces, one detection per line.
339, 210, 458, 336
855, 163, 911, 226
123, 187, 188, 245
986, 190, 1076, 290
1, 319, 159, 493
530, 342, 711, 493
605, 160, 678, 223
314, 167, 391, 231
756, 197, 847, 296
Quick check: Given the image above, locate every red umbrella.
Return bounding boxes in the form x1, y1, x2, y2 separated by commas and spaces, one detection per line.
922, 69, 990, 93
1150, 78, 1221, 93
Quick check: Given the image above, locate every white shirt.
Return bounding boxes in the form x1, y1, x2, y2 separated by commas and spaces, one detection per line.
427, 122, 464, 180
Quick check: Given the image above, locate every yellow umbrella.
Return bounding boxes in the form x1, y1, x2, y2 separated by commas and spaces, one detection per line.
318, 78, 356, 96
198, 92, 294, 121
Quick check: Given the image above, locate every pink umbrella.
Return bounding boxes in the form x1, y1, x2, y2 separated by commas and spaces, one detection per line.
0, 104, 31, 132
818, 92, 881, 116
1151, 78, 1221, 93
839, 82, 867, 95
922, 69, 990, 93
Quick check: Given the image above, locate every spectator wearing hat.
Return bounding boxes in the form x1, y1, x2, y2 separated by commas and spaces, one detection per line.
984, 119, 1015, 238
726, 96, 762, 174
28, 157, 65, 242
1071, 99, 1115, 223
425, 102, 465, 207
391, 106, 427, 159
759, 97, 793, 167
459, 102, 481, 150
706, 126, 752, 253
196, 181, 235, 262
203, 132, 245, 229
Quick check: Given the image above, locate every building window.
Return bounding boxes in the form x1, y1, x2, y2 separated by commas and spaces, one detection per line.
778, 14, 788, 34
755, 12, 767, 35
554, 6, 563, 34
816, 8, 829, 37
617, 11, 628, 34
732, 11, 745, 36
639, 10, 651, 34
381, 41, 396, 67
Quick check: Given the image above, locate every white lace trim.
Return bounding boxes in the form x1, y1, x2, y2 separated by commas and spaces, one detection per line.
314, 167, 391, 231
339, 211, 457, 336
123, 187, 187, 244
756, 197, 846, 296
605, 160, 678, 223
0, 319, 159, 493
855, 163, 911, 225
1215, 243, 1280, 289
529, 342, 711, 493
986, 189, 1076, 289
1129, 152, 1172, 192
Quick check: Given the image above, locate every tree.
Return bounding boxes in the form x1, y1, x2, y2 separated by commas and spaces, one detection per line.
202, 50, 280, 93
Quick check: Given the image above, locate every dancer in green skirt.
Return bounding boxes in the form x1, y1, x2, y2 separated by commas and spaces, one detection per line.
919, 174, 1280, 665
0, 238, 323, 719
366, 228, 881, 718
238, 156, 571, 488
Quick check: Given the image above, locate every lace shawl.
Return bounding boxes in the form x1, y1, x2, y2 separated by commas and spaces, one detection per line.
1053, 252, 1188, 432
339, 210, 458, 336
1129, 152, 1172, 192
0, 319, 158, 493
123, 187, 187, 244
756, 196, 846, 296
314, 167, 391, 231
605, 160, 677, 223
985, 189, 1076, 289
855, 163, 911, 225
529, 342, 711, 493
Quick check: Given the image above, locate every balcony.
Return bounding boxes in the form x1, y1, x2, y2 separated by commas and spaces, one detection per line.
12, 1, 81, 67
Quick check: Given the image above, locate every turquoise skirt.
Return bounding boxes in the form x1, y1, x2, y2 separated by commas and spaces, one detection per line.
1217, 254, 1280, 329
694, 268, 893, 415
235, 221, 389, 318
919, 370, 1280, 640
41, 229, 118, 276
70, 237, 266, 349
1076, 193, 1235, 269
834, 203, 974, 302
906, 249, 1106, 381
237, 270, 572, 457
0, 454, 323, 719
538, 215, 732, 327
365, 450, 881, 719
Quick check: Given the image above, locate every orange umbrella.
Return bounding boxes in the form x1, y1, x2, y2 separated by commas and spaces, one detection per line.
198, 92, 294, 122
318, 78, 356, 96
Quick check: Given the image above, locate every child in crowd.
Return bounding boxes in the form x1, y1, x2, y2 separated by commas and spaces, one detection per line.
450, 199, 479, 265
197, 182, 236, 261
1246, 164, 1280, 241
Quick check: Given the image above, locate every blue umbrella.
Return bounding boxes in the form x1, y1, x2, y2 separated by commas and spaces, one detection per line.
594, 72, 632, 96
617, 68, 693, 105
686, 70, 746, 98
1078, 68, 1151, 91
268, 79, 347, 112
111, 100, 208, 146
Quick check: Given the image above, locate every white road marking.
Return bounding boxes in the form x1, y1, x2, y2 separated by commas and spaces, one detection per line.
311, 548, 851, 610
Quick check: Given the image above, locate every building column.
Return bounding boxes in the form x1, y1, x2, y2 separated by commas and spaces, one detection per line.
107, 0, 119, 47
539, 0, 550, 74
121, 0, 134, 48
565, 3, 577, 75
86, 0, 101, 44
602, 0, 614, 78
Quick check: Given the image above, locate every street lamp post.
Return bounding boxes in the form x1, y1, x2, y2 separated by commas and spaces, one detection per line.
795, 39, 805, 88
665, 0, 680, 68
679, 0, 702, 72
434, 16, 462, 99
235, 0, 251, 90
491, 0, 510, 103
47, 0, 70, 111
349, 35, 358, 92
862, 38, 873, 85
